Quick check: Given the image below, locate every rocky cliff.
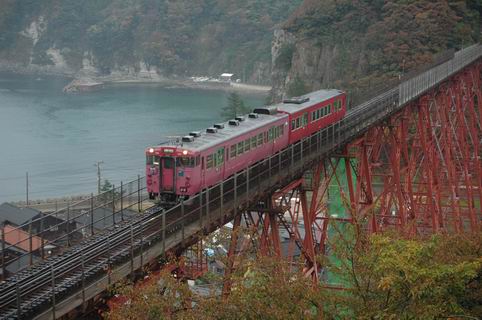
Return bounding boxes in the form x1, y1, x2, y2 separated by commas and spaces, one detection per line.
0, 0, 301, 84
270, 0, 481, 102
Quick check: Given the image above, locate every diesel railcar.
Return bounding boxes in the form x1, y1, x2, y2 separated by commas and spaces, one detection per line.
146, 89, 346, 203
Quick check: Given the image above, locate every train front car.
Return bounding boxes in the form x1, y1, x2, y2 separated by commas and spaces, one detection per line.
146, 143, 200, 204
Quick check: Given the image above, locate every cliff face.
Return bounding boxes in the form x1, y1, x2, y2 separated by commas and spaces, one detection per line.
0, 0, 302, 84
271, 0, 481, 101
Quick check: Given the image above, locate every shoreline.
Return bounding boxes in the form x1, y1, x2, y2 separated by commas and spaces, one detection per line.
70, 77, 272, 95
0, 64, 271, 95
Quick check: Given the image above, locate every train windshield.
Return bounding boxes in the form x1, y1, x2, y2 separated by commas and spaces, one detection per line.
146, 155, 160, 165
176, 157, 195, 167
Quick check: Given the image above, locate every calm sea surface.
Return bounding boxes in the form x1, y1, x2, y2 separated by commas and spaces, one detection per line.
0, 73, 265, 202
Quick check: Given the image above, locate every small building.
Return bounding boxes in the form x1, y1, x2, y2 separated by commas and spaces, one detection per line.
2, 224, 46, 253
0, 202, 41, 227
220, 73, 234, 82
0, 223, 54, 277
0, 202, 73, 244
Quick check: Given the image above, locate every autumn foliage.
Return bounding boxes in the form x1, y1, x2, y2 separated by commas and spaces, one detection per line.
106, 229, 481, 320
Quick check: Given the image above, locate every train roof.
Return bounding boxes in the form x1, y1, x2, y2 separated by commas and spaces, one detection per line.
275, 89, 344, 114
157, 112, 288, 152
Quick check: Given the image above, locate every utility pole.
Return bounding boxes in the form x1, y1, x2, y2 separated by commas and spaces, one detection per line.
95, 161, 104, 195
26, 172, 29, 206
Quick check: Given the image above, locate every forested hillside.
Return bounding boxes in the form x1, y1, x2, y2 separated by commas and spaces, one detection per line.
0, 0, 301, 83
271, 0, 481, 100
0, 1, 480, 90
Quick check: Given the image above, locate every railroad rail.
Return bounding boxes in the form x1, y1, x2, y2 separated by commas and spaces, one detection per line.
0, 43, 480, 319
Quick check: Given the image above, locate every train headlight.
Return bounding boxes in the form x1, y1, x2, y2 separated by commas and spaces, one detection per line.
182, 150, 188, 155
149, 148, 154, 153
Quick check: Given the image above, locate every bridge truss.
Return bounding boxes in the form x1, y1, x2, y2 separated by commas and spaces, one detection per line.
222, 54, 481, 288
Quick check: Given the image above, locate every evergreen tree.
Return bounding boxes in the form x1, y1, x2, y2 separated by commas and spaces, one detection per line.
221, 92, 251, 120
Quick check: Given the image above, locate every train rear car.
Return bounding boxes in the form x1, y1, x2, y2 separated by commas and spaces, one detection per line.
277, 89, 346, 144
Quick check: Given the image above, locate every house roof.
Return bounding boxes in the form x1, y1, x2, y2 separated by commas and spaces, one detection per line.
0, 203, 41, 226
1, 224, 46, 252
4, 253, 41, 274
74, 207, 138, 231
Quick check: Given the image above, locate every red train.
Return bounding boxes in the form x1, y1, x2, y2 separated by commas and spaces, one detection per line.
146, 89, 346, 203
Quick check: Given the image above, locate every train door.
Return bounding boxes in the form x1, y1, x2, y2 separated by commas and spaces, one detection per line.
160, 157, 175, 192
201, 156, 206, 187
216, 147, 225, 177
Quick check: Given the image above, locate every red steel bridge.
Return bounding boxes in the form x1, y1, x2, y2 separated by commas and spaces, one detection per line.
0, 44, 480, 319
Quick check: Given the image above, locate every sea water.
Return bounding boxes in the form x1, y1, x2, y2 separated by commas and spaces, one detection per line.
0, 73, 265, 202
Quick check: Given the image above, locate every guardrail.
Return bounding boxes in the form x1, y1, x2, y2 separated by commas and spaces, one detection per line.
399, 43, 481, 105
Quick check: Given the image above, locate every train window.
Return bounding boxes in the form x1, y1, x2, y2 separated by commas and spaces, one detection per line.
295, 118, 300, 129
258, 133, 263, 145
206, 155, 213, 169
317, 109, 321, 119
264, 131, 268, 143
244, 139, 250, 152
268, 128, 273, 141
164, 157, 174, 169
177, 157, 195, 167
327, 104, 331, 114
311, 111, 316, 122
216, 148, 224, 166
230, 145, 236, 158
303, 113, 308, 126
291, 120, 295, 130
237, 142, 244, 155
146, 155, 154, 165
322, 107, 326, 117
251, 136, 257, 148
196, 155, 201, 166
